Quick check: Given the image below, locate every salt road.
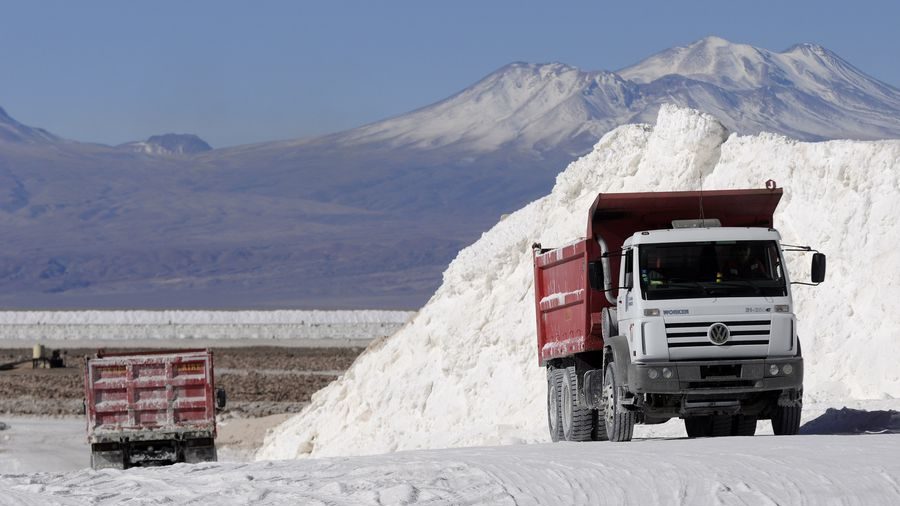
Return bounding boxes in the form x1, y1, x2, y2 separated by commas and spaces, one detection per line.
2, 433, 898, 505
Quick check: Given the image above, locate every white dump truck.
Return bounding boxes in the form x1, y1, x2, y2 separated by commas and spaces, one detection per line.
533, 185, 825, 441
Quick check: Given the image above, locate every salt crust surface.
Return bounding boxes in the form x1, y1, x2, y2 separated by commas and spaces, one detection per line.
259, 105, 900, 460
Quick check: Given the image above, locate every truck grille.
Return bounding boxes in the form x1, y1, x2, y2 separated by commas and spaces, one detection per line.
665, 319, 771, 348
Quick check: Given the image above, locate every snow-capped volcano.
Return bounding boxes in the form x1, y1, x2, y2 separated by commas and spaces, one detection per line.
334, 63, 635, 156
329, 36, 900, 147
614, 36, 900, 140
620, 36, 877, 92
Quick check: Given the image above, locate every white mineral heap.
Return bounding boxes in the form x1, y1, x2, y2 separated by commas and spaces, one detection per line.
258, 105, 900, 460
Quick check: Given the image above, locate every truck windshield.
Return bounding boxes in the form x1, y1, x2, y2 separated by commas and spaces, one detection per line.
639, 240, 787, 300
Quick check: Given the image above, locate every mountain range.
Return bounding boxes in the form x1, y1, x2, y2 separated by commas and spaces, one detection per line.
2, 36, 900, 309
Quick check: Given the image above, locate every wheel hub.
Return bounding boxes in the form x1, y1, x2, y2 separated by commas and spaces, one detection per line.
562, 380, 572, 434
604, 377, 615, 427
549, 377, 559, 432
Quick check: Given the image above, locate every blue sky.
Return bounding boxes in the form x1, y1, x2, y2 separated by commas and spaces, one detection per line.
2, 0, 898, 147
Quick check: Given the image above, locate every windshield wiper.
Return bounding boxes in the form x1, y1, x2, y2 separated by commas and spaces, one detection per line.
665, 281, 711, 296
711, 280, 762, 295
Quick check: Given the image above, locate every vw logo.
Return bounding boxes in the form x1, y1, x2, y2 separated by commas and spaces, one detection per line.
708, 323, 730, 345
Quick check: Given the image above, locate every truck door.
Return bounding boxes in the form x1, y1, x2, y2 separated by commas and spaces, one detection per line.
617, 248, 638, 340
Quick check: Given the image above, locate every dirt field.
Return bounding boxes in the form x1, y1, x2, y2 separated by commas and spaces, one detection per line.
0, 346, 365, 417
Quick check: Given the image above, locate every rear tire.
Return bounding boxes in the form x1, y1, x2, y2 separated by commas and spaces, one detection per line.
602, 364, 635, 442
561, 366, 593, 441
772, 404, 802, 435
547, 367, 563, 442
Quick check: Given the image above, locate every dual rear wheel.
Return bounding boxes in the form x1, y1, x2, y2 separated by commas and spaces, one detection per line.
546, 362, 633, 442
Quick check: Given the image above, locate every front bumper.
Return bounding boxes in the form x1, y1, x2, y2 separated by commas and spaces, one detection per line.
629, 357, 803, 395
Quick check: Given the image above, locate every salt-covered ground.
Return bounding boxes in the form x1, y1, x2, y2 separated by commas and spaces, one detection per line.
2, 433, 899, 505
0, 310, 413, 346
0, 418, 87, 474
0, 413, 292, 474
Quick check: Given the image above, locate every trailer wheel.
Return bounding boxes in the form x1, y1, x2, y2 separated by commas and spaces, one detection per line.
561, 366, 593, 441
546, 367, 563, 442
772, 404, 802, 435
602, 364, 635, 442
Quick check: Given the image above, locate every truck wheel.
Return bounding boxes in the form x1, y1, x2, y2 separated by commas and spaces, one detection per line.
684, 416, 710, 438
602, 364, 635, 442
772, 405, 802, 435
547, 367, 563, 442
561, 366, 593, 441
731, 415, 757, 436
709, 415, 732, 437
592, 409, 609, 441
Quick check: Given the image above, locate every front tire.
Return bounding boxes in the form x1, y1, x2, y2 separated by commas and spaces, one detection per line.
732, 415, 757, 436
685, 415, 755, 438
684, 416, 710, 438
772, 404, 802, 435
602, 364, 635, 442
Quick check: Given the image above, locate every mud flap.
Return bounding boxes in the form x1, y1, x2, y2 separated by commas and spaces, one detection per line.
184, 438, 218, 464
90, 445, 125, 470
583, 369, 604, 410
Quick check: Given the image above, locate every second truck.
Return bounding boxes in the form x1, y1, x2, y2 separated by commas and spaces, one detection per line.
84, 349, 226, 469
533, 185, 825, 442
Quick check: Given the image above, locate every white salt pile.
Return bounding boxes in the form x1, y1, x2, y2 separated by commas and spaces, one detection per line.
258, 105, 900, 460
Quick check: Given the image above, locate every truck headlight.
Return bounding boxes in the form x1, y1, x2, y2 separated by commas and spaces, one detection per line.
662, 367, 673, 379
648, 368, 659, 379
769, 364, 780, 376
782, 364, 793, 375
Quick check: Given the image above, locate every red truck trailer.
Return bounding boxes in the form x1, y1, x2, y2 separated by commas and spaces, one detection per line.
83, 349, 226, 469
534, 185, 825, 442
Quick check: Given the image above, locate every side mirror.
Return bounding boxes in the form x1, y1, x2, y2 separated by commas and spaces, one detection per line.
588, 261, 603, 291
215, 387, 227, 411
811, 253, 826, 284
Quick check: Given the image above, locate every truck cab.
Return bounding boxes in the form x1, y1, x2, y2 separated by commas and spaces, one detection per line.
613, 226, 805, 436
534, 186, 824, 442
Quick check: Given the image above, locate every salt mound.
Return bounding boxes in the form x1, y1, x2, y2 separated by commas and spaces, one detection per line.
258, 105, 900, 460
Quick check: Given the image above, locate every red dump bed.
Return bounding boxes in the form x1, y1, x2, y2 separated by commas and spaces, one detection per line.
534, 187, 782, 366
83, 349, 217, 441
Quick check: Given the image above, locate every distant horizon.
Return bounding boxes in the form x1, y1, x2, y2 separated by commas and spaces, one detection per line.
3, 1, 899, 148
